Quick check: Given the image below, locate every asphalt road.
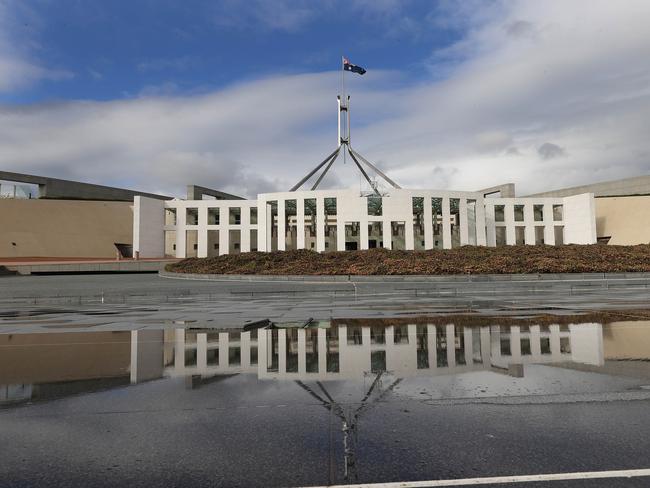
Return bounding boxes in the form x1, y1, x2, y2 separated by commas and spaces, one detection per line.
1, 373, 649, 487
2, 274, 650, 330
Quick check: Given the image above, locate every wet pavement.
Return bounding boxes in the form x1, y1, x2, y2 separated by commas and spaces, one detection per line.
2, 313, 650, 487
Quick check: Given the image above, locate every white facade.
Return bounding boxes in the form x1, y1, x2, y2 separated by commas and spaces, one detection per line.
133, 187, 597, 259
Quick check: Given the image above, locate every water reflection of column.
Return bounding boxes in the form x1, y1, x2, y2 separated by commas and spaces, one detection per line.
257, 329, 268, 378
446, 324, 455, 367
318, 328, 327, 375
480, 326, 491, 363
511, 326, 522, 363
531, 325, 542, 357
219, 332, 229, 367
175, 328, 185, 374
550, 325, 561, 360
241, 331, 251, 367
298, 329, 306, 374
427, 325, 437, 369
278, 329, 287, 374
197, 333, 207, 372
463, 327, 473, 366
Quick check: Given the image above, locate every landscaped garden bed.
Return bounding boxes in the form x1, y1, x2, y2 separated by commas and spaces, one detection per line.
165, 245, 650, 275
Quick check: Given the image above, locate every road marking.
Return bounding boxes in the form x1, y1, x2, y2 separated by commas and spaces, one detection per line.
298, 468, 650, 487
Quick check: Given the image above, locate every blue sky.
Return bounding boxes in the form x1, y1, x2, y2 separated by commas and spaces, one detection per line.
1, 1, 649, 198
3, 1, 469, 103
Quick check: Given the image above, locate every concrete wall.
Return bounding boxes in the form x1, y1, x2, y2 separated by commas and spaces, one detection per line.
563, 193, 597, 244
0, 199, 133, 258
595, 195, 650, 245
133, 196, 165, 258
527, 174, 650, 198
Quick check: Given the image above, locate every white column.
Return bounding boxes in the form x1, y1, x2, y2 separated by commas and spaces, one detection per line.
258, 201, 268, 252
176, 206, 186, 258
405, 215, 415, 250
424, 196, 433, 249
382, 220, 392, 250
361, 219, 370, 250
524, 203, 536, 245
543, 203, 555, 245
476, 197, 487, 246
442, 197, 451, 249
459, 199, 469, 245
241, 205, 251, 253
505, 202, 516, 245
316, 197, 325, 252
277, 199, 286, 251
336, 221, 345, 252
197, 207, 208, 258
219, 220, 229, 256
484, 202, 496, 247
297, 198, 305, 249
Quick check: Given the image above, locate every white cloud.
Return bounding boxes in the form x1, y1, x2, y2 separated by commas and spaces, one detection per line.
2, 0, 650, 197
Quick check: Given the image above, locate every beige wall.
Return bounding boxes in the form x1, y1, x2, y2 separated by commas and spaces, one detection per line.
0, 199, 133, 258
603, 321, 650, 359
595, 195, 650, 245
0, 332, 131, 384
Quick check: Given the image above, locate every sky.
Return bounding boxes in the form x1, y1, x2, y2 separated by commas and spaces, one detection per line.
1, 0, 649, 198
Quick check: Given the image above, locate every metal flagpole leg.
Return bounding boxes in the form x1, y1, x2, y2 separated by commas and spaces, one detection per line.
349, 148, 402, 189
346, 146, 380, 195
311, 147, 341, 190
290, 147, 341, 191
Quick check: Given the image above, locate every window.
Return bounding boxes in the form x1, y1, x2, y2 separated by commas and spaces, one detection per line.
534, 204, 544, 221
541, 337, 551, 354
450, 198, 461, 248
186, 207, 198, 225
250, 207, 258, 225
495, 227, 507, 246
500, 338, 511, 356
521, 338, 531, 355
413, 197, 425, 250
535, 226, 545, 245
165, 208, 177, 225
515, 226, 525, 245
494, 205, 505, 222
394, 325, 409, 344
347, 326, 363, 345
367, 196, 382, 216
208, 208, 219, 225
553, 204, 563, 221
229, 207, 241, 225
514, 205, 524, 222
560, 337, 571, 354
324, 197, 337, 216
554, 226, 564, 245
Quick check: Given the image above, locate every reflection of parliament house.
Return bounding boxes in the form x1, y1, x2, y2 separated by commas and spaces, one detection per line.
163, 322, 604, 380
5, 320, 650, 406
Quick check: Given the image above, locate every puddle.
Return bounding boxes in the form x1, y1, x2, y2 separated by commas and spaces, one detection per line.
2, 317, 650, 487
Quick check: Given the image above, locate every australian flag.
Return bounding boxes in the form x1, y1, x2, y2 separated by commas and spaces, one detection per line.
343, 57, 366, 75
